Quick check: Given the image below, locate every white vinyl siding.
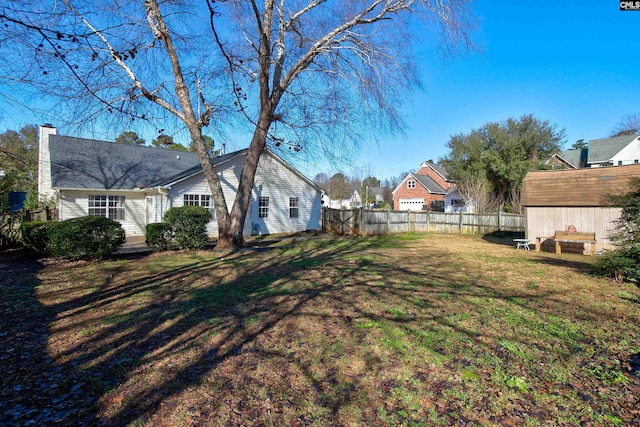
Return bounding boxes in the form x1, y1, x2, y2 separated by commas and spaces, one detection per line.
58, 190, 146, 236
249, 154, 321, 235
169, 155, 250, 237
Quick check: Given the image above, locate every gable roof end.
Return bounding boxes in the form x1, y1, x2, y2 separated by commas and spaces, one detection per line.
587, 135, 639, 164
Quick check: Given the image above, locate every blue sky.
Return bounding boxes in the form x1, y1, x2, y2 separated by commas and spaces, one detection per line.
1, 1, 638, 182
344, 0, 640, 181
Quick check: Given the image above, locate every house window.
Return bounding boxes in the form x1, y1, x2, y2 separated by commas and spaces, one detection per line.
407, 180, 416, 189
618, 160, 623, 166
183, 194, 215, 219
289, 197, 299, 218
88, 195, 125, 220
259, 196, 269, 218
635, 159, 639, 164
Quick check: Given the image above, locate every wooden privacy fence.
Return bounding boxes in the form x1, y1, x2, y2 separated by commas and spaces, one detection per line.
322, 208, 524, 236
1, 208, 57, 250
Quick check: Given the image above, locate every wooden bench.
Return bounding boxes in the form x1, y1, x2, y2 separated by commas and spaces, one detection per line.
535, 231, 596, 256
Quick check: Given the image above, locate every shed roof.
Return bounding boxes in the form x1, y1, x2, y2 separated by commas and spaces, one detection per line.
521, 164, 640, 207
586, 135, 639, 164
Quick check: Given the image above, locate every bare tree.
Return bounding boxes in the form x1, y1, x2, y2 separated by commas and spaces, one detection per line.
0, 0, 474, 248
610, 113, 640, 137
456, 174, 500, 214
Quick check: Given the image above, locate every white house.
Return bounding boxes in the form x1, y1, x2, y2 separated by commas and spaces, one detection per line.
444, 188, 474, 213
322, 189, 362, 209
38, 125, 322, 238
587, 135, 640, 167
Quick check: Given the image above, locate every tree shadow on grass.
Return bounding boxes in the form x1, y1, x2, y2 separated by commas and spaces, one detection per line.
3, 234, 639, 426
0, 249, 72, 424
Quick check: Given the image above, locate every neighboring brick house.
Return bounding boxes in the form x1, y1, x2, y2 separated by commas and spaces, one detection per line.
546, 147, 588, 169
392, 162, 456, 211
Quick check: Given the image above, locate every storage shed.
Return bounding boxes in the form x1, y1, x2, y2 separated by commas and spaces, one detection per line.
520, 164, 640, 253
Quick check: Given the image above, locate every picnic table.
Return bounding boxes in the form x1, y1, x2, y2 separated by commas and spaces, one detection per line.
513, 238, 531, 250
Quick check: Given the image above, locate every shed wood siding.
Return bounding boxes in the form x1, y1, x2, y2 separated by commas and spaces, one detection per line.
59, 190, 147, 236
251, 154, 321, 234
524, 206, 621, 251
521, 164, 640, 253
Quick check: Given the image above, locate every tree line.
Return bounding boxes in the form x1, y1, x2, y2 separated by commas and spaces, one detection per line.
313, 113, 640, 214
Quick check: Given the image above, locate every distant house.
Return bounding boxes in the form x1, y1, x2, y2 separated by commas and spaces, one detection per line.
322, 189, 362, 209
546, 148, 588, 169
444, 188, 474, 213
545, 135, 640, 169
586, 135, 640, 167
392, 162, 456, 211
521, 164, 640, 253
38, 125, 322, 238
368, 187, 385, 206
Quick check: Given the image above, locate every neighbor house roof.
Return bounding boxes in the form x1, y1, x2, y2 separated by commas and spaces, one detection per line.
521, 164, 640, 207
548, 148, 588, 169
425, 162, 450, 181
412, 173, 447, 194
587, 135, 639, 165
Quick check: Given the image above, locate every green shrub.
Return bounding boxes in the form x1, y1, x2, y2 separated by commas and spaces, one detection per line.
21, 221, 57, 255
146, 222, 173, 251
48, 216, 126, 259
164, 206, 211, 249
592, 246, 640, 283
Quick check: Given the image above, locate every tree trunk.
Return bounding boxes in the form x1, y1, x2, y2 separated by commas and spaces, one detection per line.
223, 112, 272, 249
186, 125, 232, 248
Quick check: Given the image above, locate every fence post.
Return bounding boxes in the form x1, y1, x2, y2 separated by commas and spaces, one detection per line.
498, 210, 502, 232
459, 211, 463, 234
426, 210, 430, 232
386, 209, 390, 234
407, 210, 411, 233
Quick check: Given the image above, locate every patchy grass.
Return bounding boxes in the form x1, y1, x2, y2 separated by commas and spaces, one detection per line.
1, 233, 640, 426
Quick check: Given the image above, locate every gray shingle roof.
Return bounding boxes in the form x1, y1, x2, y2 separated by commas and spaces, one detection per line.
553, 148, 588, 168
412, 173, 447, 194
426, 162, 450, 181
49, 135, 239, 190
587, 135, 638, 164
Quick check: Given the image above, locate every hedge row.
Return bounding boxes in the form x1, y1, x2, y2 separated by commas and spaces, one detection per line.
21, 216, 125, 259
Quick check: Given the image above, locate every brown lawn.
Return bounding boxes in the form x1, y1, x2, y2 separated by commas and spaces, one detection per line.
1, 233, 639, 426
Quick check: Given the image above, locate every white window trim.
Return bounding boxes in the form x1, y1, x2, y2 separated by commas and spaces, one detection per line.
259, 196, 269, 219
183, 194, 215, 219
407, 180, 416, 189
289, 197, 299, 218
88, 195, 125, 220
